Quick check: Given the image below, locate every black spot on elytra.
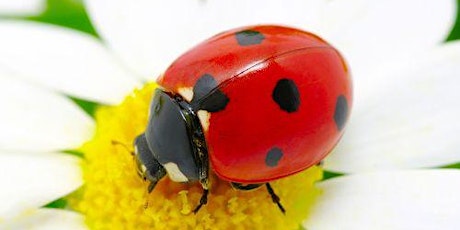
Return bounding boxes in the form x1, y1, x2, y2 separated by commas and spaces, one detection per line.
334, 95, 348, 131
235, 30, 265, 46
192, 74, 218, 99
272, 78, 300, 113
191, 74, 229, 112
265, 147, 283, 167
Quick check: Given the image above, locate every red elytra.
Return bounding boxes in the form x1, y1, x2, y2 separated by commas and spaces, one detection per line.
157, 25, 352, 183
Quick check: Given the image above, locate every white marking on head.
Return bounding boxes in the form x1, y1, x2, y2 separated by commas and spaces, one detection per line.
178, 87, 194, 102
163, 162, 189, 182
197, 110, 211, 132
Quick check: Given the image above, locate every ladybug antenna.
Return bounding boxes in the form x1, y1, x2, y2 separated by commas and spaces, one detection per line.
111, 140, 134, 156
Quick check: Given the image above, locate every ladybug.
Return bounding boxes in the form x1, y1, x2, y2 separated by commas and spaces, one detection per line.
132, 25, 352, 213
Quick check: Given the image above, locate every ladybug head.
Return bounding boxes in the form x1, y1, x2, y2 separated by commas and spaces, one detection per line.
133, 134, 164, 182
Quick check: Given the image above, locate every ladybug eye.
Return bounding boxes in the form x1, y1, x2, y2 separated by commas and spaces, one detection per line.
153, 95, 164, 115
272, 78, 300, 113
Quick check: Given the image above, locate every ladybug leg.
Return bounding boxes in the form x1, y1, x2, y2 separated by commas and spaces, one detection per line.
190, 148, 210, 214
265, 183, 286, 214
191, 125, 211, 214
192, 188, 209, 214
193, 147, 210, 214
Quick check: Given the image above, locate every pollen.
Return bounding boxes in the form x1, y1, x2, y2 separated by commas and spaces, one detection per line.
70, 82, 323, 230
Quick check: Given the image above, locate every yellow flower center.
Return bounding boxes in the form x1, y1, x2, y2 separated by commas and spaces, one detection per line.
71, 82, 323, 230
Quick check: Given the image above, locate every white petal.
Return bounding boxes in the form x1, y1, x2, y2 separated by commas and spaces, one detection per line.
85, 0, 324, 78
0, 21, 141, 104
304, 170, 460, 230
318, 0, 456, 96
0, 71, 94, 152
325, 42, 460, 173
1, 209, 87, 230
0, 152, 82, 219
0, 0, 45, 16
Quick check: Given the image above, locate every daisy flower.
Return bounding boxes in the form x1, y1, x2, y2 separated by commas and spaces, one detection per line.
1, 0, 460, 229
